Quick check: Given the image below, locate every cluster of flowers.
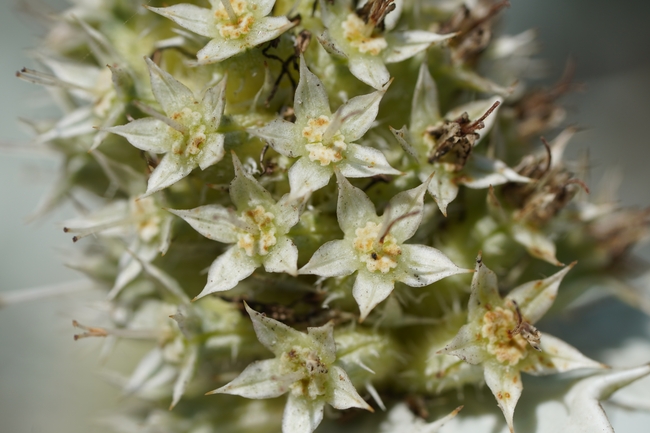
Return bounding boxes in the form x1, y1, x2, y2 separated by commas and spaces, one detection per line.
14, 0, 650, 432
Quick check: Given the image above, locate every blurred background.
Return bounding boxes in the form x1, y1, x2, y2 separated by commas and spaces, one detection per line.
1, 1, 649, 432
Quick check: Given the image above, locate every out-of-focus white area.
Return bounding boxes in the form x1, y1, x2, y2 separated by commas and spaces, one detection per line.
1, 1, 649, 433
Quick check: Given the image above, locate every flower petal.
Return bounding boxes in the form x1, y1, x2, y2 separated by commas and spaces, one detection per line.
520, 334, 606, 376
288, 157, 332, 198
512, 223, 563, 266
283, 393, 325, 433
384, 177, 430, 242
197, 133, 225, 170
467, 256, 502, 322
263, 236, 298, 276
244, 16, 295, 47
167, 205, 239, 243
294, 56, 331, 121
384, 30, 454, 64
353, 270, 396, 321
145, 57, 196, 116
462, 155, 532, 189
326, 365, 373, 411
145, 153, 194, 196
230, 152, 275, 209
307, 322, 336, 364
506, 263, 575, 324
299, 240, 358, 277
437, 323, 489, 365
422, 168, 459, 217
146, 4, 217, 38
170, 343, 198, 410
410, 62, 441, 133
196, 37, 248, 65
396, 244, 471, 287
201, 75, 227, 125
335, 170, 378, 235
195, 246, 258, 300
105, 118, 178, 153
348, 54, 390, 90
483, 362, 523, 433
249, 118, 301, 157
209, 358, 301, 398
337, 86, 386, 142
338, 143, 401, 178
244, 303, 309, 355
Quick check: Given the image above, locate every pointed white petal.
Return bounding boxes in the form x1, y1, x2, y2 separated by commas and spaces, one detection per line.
256, 0, 277, 16
396, 244, 471, 287
249, 118, 301, 157
197, 133, 225, 170
335, 170, 378, 235
37, 106, 94, 143
167, 205, 238, 243
105, 118, 177, 153
201, 76, 227, 125
411, 62, 441, 133
337, 87, 386, 142
195, 247, 258, 300
326, 366, 373, 411
385, 31, 454, 64
196, 37, 247, 64
146, 4, 216, 38
145, 57, 196, 115
275, 195, 304, 232
512, 223, 563, 266
283, 393, 325, 433
244, 16, 295, 47
295, 56, 331, 121
307, 322, 336, 364
521, 334, 606, 376
462, 155, 532, 189
437, 323, 489, 365
467, 257, 502, 321
210, 358, 301, 398
338, 143, 401, 178
244, 303, 309, 355
422, 168, 459, 217
107, 253, 142, 300
353, 270, 396, 321
170, 344, 198, 410
144, 154, 194, 196
230, 152, 275, 209
506, 263, 575, 324
124, 348, 163, 394
384, 177, 430, 242
348, 54, 390, 90
484, 362, 523, 433
263, 236, 298, 276
299, 240, 358, 277
565, 364, 650, 433
288, 157, 332, 198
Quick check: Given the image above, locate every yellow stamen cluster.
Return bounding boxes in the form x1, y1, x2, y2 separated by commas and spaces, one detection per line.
281, 346, 329, 400
353, 221, 402, 273
481, 306, 529, 366
236, 205, 277, 257
341, 13, 388, 56
302, 115, 347, 166
215, 0, 255, 39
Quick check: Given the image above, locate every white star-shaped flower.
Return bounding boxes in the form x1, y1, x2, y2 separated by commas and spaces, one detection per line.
438, 255, 606, 432
391, 63, 529, 216
169, 152, 302, 301
147, 0, 295, 65
318, 0, 454, 89
300, 171, 471, 321
208, 303, 372, 433
106, 57, 227, 196
250, 56, 400, 199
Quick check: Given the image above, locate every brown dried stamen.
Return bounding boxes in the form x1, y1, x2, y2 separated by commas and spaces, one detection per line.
356, 0, 396, 32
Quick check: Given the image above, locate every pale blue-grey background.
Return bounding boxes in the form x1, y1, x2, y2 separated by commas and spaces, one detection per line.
1, 1, 649, 432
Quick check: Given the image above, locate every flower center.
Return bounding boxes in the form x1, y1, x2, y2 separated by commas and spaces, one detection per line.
169, 107, 210, 157
342, 13, 388, 56
302, 115, 347, 166
281, 346, 329, 400
131, 197, 163, 242
214, 0, 255, 39
353, 221, 401, 273
236, 205, 277, 257
481, 306, 528, 366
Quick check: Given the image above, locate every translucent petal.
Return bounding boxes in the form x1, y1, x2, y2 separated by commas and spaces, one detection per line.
348, 54, 390, 90
144, 153, 194, 196
104, 118, 177, 153
210, 358, 301, 398
299, 240, 358, 277
170, 344, 198, 410
197, 133, 225, 170
263, 236, 298, 276
326, 365, 373, 411
384, 178, 430, 242
146, 4, 217, 38
512, 223, 563, 266
335, 171, 378, 235
249, 118, 301, 157
462, 155, 532, 189
201, 76, 227, 125
307, 322, 336, 364
283, 393, 325, 433
288, 157, 332, 199
338, 143, 401, 178
336, 87, 386, 142
167, 205, 238, 243
422, 168, 459, 217
145, 57, 196, 116
353, 270, 396, 321
124, 348, 163, 395
467, 257, 502, 321
396, 244, 471, 287
230, 152, 275, 209
385, 31, 455, 64
195, 247, 259, 300
244, 16, 295, 47
506, 263, 575, 324
437, 323, 489, 365
484, 362, 523, 433
294, 56, 331, 121
411, 62, 441, 134
196, 37, 248, 65
244, 303, 309, 355
520, 334, 606, 376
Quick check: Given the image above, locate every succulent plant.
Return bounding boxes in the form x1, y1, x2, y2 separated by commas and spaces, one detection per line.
8, 0, 650, 432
